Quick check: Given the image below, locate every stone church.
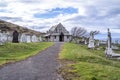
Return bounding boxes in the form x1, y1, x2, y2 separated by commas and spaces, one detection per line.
45, 23, 71, 42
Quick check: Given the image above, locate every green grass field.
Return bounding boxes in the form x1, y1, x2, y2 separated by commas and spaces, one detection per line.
0, 42, 53, 66
59, 43, 120, 80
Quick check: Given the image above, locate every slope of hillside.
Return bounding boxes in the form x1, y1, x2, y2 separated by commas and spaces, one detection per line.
0, 19, 42, 34
59, 43, 120, 80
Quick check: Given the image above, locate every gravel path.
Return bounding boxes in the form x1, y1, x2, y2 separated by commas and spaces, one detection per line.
0, 42, 64, 80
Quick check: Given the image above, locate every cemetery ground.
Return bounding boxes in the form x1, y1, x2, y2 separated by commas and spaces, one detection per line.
59, 43, 120, 80
0, 42, 120, 80
0, 42, 53, 66
0, 42, 63, 80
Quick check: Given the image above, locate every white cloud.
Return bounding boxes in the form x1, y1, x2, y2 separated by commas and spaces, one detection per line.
0, 0, 120, 38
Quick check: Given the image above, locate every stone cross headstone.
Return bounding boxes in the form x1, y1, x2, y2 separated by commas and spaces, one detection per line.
88, 32, 95, 48
107, 29, 112, 48
105, 28, 113, 55
105, 29, 120, 59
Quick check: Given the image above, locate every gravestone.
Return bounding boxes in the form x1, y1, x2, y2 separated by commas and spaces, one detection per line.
32, 35, 37, 42
96, 41, 100, 47
26, 35, 31, 43
82, 37, 85, 42
12, 30, 19, 43
20, 33, 27, 42
85, 39, 87, 44
0, 32, 3, 45
82, 37, 87, 45
82, 37, 87, 44
0, 30, 7, 45
105, 29, 113, 56
105, 29, 120, 59
88, 32, 95, 48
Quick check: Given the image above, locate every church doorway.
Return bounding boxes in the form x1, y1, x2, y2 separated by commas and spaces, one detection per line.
12, 30, 19, 43
59, 32, 64, 42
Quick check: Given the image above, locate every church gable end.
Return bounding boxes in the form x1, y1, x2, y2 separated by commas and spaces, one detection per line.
46, 23, 71, 42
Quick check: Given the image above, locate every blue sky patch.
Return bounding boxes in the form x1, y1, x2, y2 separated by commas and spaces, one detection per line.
34, 7, 78, 18
0, 3, 7, 7
0, 9, 6, 12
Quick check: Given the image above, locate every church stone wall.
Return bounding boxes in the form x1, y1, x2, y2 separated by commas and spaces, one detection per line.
46, 23, 71, 42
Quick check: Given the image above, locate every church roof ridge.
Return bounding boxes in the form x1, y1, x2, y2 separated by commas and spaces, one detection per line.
49, 23, 63, 31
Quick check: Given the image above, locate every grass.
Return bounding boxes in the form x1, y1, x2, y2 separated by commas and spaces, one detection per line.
59, 43, 120, 80
0, 42, 53, 66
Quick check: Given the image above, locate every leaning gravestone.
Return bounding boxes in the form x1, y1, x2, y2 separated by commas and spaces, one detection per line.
88, 32, 95, 48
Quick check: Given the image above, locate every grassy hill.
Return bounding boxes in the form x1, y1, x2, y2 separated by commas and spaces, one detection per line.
0, 19, 42, 35
0, 42, 53, 66
59, 43, 120, 80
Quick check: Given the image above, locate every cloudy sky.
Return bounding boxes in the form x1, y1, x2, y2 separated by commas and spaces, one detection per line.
0, 0, 120, 40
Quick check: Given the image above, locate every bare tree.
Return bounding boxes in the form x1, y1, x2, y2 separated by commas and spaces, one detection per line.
70, 27, 87, 43
90, 31, 99, 35
89, 31, 99, 39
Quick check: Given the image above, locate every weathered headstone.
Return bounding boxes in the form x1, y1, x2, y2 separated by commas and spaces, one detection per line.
96, 41, 100, 47
81, 37, 87, 44
105, 29, 113, 56
82, 37, 85, 42
12, 30, 19, 43
32, 35, 38, 42
105, 29, 120, 59
0, 30, 8, 45
0, 32, 3, 45
26, 35, 31, 43
20, 33, 27, 42
88, 32, 95, 48
85, 39, 87, 44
